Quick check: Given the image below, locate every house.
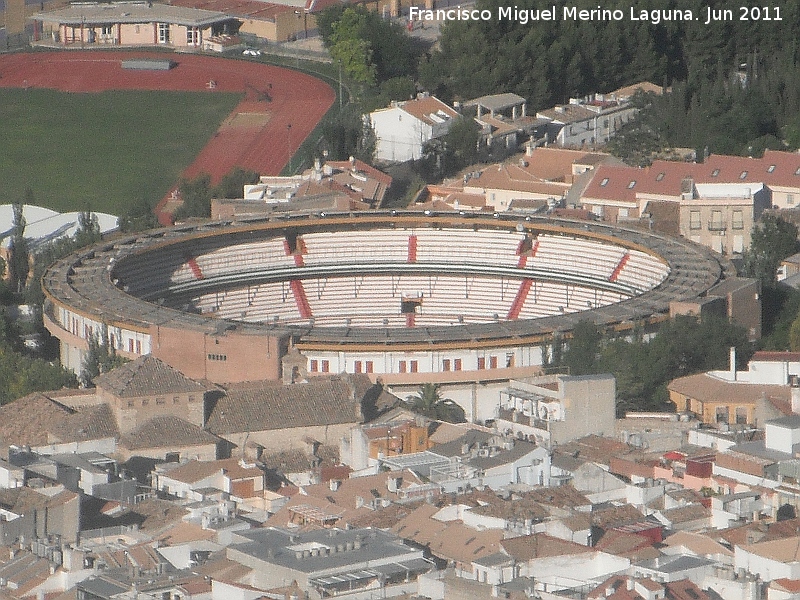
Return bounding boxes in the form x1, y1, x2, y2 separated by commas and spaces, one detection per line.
31, 1, 238, 49
152, 457, 265, 502
370, 94, 459, 162
736, 535, 800, 581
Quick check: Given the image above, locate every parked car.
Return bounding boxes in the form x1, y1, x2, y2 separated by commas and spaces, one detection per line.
243, 48, 262, 57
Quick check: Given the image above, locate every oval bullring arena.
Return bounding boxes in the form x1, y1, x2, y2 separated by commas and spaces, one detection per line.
42, 211, 733, 388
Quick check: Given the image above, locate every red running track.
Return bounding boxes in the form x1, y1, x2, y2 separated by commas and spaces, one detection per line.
0, 51, 335, 224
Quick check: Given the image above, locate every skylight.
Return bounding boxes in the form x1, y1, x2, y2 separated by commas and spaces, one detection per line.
656, 173, 665, 181
600, 178, 609, 186
627, 180, 636, 189
740, 171, 748, 179
768, 165, 776, 173
711, 169, 720, 177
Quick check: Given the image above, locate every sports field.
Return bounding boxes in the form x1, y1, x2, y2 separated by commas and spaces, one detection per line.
0, 88, 241, 214
0, 52, 336, 221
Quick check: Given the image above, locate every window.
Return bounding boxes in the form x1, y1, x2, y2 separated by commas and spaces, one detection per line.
689, 211, 701, 230
156, 397, 165, 405
157, 23, 170, 43
711, 169, 720, 177
101, 24, 112, 36
173, 396, 180, 404
398, 361, 407, 373
410, 360, 418, 373
365, 361, 373, 374
321, 360, 330, 373
489, 356, 498, 369
354, 361, 362, 373
129, 339, 134, 353
710, 210, 723, 230
442, 359, 451, 371
477, 357, 486, 370
454, 359, 462, 371
603, 118, 609, 128
310, 359, 318, 372
186, 26, 200, 46
788, 194, 795, 205
715, 406, 729, 424
735, 407, 748, 424
732, 210, 744, 230
656, 172, 665, 181
207, 354, 227, 361
627, 180, 636, 189
142, 398, 149, 407
135, 340, 141, 354
109, 333, 115, 349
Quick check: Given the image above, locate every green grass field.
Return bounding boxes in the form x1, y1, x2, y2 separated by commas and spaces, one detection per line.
0, 89, 241, 215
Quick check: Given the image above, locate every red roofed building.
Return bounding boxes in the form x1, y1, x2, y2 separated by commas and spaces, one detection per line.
369, 94, 460, 163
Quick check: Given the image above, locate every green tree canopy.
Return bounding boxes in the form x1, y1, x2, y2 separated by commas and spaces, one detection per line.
742, 214, 799, 289
405, 383, 466, 423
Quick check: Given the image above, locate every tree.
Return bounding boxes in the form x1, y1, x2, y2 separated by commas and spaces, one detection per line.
75, 209, 101, 248
563, 320, 602, 376
120, 198, 158, 233
742, 214, 799, 288
405, 383, 466, 423
174, 173, 212, 221
213, 167, 260, 199
80, 326, 127, 387
8, 200, 29, 294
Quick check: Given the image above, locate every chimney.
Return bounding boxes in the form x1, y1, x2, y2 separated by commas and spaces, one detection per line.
627, 577, 634, 591
730, 346, 737, 381
792, 387, 800, 415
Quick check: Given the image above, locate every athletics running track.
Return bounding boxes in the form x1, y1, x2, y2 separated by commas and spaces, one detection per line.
0, 51, 335, 224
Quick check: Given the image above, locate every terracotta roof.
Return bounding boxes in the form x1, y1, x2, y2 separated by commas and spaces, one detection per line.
261, 446, 339, 474
741, 535, 800, 563
159, 458, 262, 484
120, 416, 219, 450
609, 81, 663, 100
662, 530, 734, 557
0, 487, 77, 515
660, 504, 711, 525
772, 578, 800, 593
427, 522, 504, 563
94, 355, 209, 398
464, 163, 569, 196
592, 503, 647, 529
206, 375, 362, 435
398, 96, 459, 126
500, 533, 593, 561
668, 373, 791, 406
593, 530, 659, 560
0, 394, 118, 447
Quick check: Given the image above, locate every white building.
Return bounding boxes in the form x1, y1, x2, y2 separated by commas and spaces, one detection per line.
369, 94, 459, 162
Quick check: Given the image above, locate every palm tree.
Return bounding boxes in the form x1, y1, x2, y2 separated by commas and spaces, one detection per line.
405, 383, 466, 423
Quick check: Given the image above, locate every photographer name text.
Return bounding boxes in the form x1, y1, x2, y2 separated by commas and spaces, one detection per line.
408, 5, 783, 25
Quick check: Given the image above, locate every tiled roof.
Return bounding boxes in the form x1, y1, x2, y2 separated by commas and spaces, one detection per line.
206, 375, 362, 435
741, 535, 800, 563
752, 351, 800, 362
500, 533, 593, 561
94, 355, 209, 398
668, 373, 791, 406
0, 487, 77, 515
399, 96, 459, 126
537, 104, 599, 124
260, 446, 339, 474
0, 394, 118, 447
660, 504, 711, 525
120, 416, 219, 450
159, 457, 262, 484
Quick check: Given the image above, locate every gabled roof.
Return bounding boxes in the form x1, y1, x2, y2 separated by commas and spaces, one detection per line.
206, 375, 362, 435
668, 373, 790, 406
500, 533, 593, 561
159, 457, 262, 484
0, 394, 118, 447
120, 416, 219, 450
399, 96, 459, 126
94, 355, 209, 398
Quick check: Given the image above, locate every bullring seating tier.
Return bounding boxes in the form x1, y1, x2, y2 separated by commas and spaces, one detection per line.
42, 212, 730, 350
